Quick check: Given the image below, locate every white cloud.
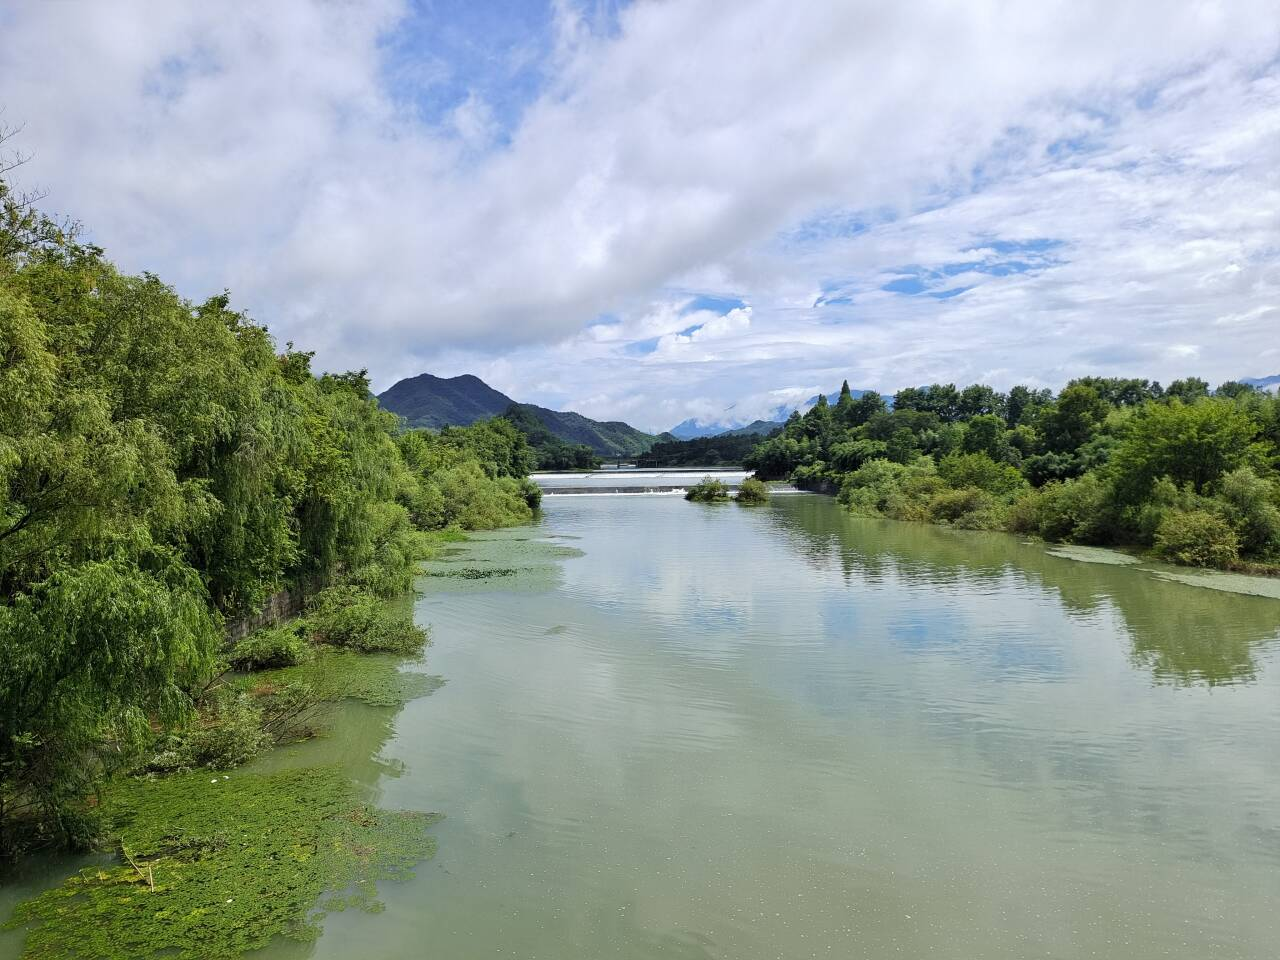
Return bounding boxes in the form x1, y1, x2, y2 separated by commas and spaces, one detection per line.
2, 0, 1279, 430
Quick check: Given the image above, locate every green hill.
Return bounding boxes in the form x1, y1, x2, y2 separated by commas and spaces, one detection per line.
517, 404, 654, 458
718, 419, 784, 438
375, 373, 515, 429
377, 373, 656, 458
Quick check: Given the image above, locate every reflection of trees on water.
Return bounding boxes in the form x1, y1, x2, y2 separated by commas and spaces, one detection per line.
768, 496, 1280, 687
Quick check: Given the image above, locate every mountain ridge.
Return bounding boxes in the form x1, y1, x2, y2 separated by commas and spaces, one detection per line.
668, 387, 878, 439
376, 373, 656, 457
1242, 374, 1280, 391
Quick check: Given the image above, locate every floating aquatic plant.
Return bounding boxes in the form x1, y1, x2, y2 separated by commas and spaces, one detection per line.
3, 767, 439, 960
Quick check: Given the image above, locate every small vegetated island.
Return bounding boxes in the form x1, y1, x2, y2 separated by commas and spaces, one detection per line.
683, 476, 771, 505
746, 380, 1280, 571
684, 477, 732, 502
0, 174, 543, 957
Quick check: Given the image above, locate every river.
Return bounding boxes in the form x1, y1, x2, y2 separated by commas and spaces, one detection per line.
6, 487, 1280, 958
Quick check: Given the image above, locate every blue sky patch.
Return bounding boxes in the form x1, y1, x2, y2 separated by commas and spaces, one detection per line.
683, 294, 745, 314
882, 276, 926, 295
624, 336, 661, 356
378, 0, 599, 145
813, 294, 854, 307
875, 237, 1065, 299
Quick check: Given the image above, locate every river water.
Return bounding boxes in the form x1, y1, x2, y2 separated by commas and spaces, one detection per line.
6, 490, 1280, 958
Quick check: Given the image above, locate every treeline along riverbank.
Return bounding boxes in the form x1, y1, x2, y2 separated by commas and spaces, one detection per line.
746, 380, 1280, 572
0, 167, 545, 956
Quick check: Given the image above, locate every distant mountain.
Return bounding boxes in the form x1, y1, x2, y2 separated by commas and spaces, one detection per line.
376, 373, 514, 430
515, 405, 655, 458
668, 386, 879, 438
1242, 374, 1280, 392
669, 417, 784, 440
717, 419, 784, 438
376, 373, 656, 457
669, 418, 736, 440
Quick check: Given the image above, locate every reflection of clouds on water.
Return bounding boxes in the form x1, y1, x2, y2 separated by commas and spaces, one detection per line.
314, 494, 1280, 960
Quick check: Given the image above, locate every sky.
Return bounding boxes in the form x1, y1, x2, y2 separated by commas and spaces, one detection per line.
2, 0, 1279, 432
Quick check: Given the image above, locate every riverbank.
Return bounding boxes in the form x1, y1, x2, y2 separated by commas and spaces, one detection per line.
0, 530, 468, 960
785, 474, 1280, 579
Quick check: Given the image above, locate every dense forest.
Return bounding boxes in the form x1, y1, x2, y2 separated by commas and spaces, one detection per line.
747, 379, 1280, 570
501, 404, 601, 469
636, 431, 772, 467
0, 171, 540, 856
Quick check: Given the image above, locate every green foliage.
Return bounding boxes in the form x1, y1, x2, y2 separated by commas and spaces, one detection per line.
501, 404, 600, 468
837, 458, 944, 521
685, 477, 732, 502
737, 370, 1280, 572
246, 648, 444, 708
1164, 377, 1211, 404
1037, 385, 1109, 455
735, 477, 771, 505
2, 767, 438, 960
305, 586, 428, 655
146, 687, 271, 774
1, 174, 537, 853
397, 423, 540, 531
1066, 376, 1162, 407
1008, 474, 1115, 544
959, 413, 1005, 458
1214, 467, 1280, 558
637, 431, 768, 467
228, 623, 313, 670
1109, 398, 1264, 504
1153, 510, 1241, 568
433, 462, 538, 529
1, 558, 219, 854
926, 487, 1004, 530
937, 452, 1028, 498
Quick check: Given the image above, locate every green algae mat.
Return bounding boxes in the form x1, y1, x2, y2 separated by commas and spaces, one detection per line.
2, 766, 439, 959
239, 647, 445, 708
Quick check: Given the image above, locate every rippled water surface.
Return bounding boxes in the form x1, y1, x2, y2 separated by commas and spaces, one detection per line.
9, 493, 1280, 959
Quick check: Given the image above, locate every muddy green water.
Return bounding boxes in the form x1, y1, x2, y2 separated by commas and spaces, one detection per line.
7, 493, 1280, 959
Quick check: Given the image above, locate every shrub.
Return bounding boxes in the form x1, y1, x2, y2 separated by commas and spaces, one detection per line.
146, 688, 270, 773
685, 477, 731, 502
306, 586, 427, 655
735, 477, 771, 505
937, 452, 1028, 498
1010, 473, 1115, 543
418, 461, 536, 530
1213, 467, 1280, 558
926, 487, 1004, 529
838, 460, 904, 516
1153, 510, 1240, 568
885, 470, 947, 522
345, 502, 426, 597
518, 477, 543, 511
1134, 477, 1205, 546
838, 458, 942, 520
228, 623, 313, 670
